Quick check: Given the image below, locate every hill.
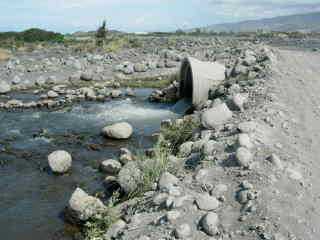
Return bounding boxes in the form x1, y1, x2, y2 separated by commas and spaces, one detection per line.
201, 11, 320, 33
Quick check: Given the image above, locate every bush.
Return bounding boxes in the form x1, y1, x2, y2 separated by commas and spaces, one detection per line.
160, 117, 200, 154
0, 28, 64, 43
83, 192, 120, 240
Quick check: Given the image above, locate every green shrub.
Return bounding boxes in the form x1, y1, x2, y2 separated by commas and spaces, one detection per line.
160, 117, 200, 154
83, 193, 120, 240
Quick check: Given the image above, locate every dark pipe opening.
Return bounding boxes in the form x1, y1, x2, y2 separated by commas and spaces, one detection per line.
180, 59, 193, 100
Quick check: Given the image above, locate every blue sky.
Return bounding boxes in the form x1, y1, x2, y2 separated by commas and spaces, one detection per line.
0, 0, 320, 33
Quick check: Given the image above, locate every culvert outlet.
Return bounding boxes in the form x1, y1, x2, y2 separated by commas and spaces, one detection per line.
179, 57, 226, 105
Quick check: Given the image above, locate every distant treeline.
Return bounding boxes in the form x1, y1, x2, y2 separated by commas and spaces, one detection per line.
0, 28, 64, 42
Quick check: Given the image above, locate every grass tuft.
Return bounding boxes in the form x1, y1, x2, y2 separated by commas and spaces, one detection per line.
83, 192, 121, 240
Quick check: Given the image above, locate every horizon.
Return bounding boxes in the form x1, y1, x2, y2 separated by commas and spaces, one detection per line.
0, 0, 320, 33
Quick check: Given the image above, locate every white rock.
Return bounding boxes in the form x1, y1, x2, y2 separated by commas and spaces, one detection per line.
47, 90, 59, 98
201, 212, 219, 236
104, 219, 126, 239
102, 122, 133, 139
231, 93, 247, 111
48, 150, 72, 173
0, 81, 11, 94
158, 172, 179, 191
201, 103, 232, 129
238, 133, 253, 149
174, 223, 191, 239
100, 159, 122, 174
195, 194, 220, 211
235, 147, 253, 167
68, 188, 106, 221
11, 75, 21, 85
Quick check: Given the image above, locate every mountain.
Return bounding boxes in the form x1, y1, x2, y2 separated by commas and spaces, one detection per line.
200, 11, 320, 33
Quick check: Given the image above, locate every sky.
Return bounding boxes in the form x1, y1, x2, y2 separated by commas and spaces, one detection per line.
0, 0, 320, 33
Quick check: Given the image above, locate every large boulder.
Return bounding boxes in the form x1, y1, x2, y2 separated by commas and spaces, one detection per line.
201, 103, 232, 129
48, 150, 72, 173
67, 188, 106, 222
0, 81, 11, 94
102, 122, 133, 139
118, 162, 142, 194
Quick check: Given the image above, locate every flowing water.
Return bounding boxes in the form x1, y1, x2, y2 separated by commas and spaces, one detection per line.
0, 89, 181, 240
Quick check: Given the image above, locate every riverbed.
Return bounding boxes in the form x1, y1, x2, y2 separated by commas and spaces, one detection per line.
0, 89, 179, 240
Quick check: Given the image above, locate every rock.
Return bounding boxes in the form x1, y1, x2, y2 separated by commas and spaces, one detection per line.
236, 147, 253, 167
69, 73, 81, 83
100, 159, 122, 174
0, 81, 11, 94
125, 88, 135, 96
231, 93, 247, 111
153, 193, 169, 206
242, 54, 257, 66
102, 122, 133, 139
110, 90, 122, 98
67, 187, 106, 221
80, 71, 93, 81
11, 75, 21, 85
158, 172, 179, 191
195, 194, 220, 211
118, 162, 142, 194
178, 141, 194, 157
134, 63, 148, 72
47, 90, 59, 98
119, 148, 133, 164
7, 99, 23, 108
237, 190, 250, 204
201, 103, 232, 129
80, 87, 96, 99
119, 62, 134, 75
35, 76, 46, 86
232, 64, 248, 77
47, 76, 58, 84
165, 210, 181, 223
104, 219, 126, 239
165, 60, 177, 68
238, 134, 253, 149
202, 140, 223, 156
201, 212, 219, 236
267, 154, 283, 170
174, 223, 191, 239
48, 150, 72, 173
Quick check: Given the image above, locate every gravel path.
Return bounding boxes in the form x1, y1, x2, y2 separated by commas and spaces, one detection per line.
265, 49, 320, 239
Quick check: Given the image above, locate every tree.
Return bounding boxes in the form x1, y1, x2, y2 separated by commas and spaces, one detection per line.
96, 20, 107, 47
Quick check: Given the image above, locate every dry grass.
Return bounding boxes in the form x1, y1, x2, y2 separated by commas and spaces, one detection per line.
0, 48, 11, 62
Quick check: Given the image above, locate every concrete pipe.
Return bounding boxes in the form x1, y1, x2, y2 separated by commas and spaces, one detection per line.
179, 57, 226, 105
